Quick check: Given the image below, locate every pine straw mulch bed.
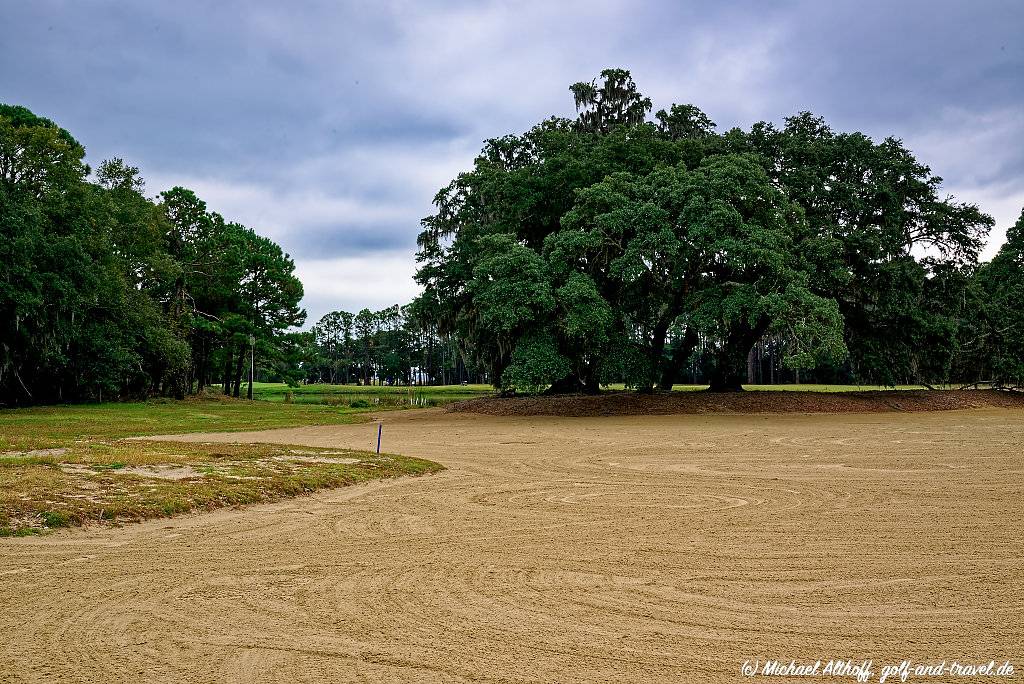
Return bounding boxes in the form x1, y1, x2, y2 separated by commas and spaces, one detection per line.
448, 389, 1024, 418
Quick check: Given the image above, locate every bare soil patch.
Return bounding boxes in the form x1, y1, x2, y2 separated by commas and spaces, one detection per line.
450, 388, 1024, 417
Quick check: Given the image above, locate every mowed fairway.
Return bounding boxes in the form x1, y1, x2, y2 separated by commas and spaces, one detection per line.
2, 408, 1022, 682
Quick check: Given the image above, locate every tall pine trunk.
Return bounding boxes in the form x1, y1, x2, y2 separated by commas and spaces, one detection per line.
232, 344, 245, 397
223, 345, 233, 395
195, 336, 208, 395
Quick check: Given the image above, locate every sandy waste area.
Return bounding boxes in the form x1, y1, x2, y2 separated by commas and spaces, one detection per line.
2, 407, 1022, 682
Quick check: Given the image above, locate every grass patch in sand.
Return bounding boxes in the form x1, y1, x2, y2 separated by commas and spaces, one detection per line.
0, 439, 442, 537
0, 396, 442, 536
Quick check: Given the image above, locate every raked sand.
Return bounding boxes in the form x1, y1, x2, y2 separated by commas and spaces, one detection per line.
2, 408, 1022, 682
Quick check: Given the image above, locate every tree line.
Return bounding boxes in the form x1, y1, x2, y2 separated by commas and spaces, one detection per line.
1, 104, 304, 405
5, 72, 1023, 404
300, 305, 487, 386
414, 69, 1024, 393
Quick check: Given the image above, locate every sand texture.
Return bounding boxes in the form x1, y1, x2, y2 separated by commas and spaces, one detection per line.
2, 408, 1022, 682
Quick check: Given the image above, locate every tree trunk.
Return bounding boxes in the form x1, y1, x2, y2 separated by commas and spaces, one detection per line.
642, 320, 672, 394
708, 323, 769, 392
247, 344, 254, 400
545, 374, 583, 395
583, 362, 601, 395
185, 357, 195, 397
708, 367, 746, 392
195, 336, 208, 394
658, 329, 698, 391
232, 344, 245, 398
223, 346, 233, 395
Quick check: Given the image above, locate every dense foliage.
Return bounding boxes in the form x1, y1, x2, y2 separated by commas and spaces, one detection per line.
0, 104, 304, 404
414, 69, 1019, 392
963, 210, 1024, 389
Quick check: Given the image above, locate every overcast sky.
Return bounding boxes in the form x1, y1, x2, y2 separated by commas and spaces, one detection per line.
3, 0, 1022, 325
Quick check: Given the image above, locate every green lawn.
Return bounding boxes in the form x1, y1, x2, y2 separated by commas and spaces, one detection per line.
251, 382, 495, 398
0, 396, 440, 537
0, 396, 382, 452
250, 382, 495, 407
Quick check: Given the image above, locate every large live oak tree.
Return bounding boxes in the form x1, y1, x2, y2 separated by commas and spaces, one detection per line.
414, 69, 1005, 393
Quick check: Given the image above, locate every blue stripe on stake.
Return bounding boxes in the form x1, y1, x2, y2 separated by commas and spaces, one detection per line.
377, 423, 382, 454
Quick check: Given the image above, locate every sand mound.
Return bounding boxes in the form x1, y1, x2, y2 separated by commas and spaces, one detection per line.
448, 389, 1024, 417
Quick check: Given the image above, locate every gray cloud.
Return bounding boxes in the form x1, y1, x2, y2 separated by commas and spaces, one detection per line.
2, 0, 1021, 325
